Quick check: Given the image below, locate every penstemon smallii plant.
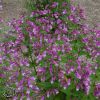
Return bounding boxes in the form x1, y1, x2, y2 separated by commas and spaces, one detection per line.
0, 0, 100, 100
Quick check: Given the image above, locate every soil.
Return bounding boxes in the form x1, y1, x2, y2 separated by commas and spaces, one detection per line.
75, 0, 100, 27
0, 0, 27, 22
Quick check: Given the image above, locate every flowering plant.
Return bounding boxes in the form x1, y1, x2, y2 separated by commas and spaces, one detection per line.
0, 0, 100, 100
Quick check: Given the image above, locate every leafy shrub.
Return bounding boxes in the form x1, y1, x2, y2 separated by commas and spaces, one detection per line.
0, 0, 100, 100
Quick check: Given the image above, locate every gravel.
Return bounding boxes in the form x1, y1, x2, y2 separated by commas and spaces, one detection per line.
75, 0, 100, 27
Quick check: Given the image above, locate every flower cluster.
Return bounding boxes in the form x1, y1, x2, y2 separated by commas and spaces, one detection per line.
94, 83, 100, 98
0, 1, 100, 100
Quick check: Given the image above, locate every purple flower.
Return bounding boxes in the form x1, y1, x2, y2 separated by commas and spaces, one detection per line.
37, 67, 46, 75
46, 88, 59, 98
57, 19, 62, 24
13, 96, 18, 100
66, 66, 74, 74
72, 30, 80, 35
62, 2, 67, 7
70, 5, 76, 13
94, 83, 100, 98
76, 84, 80, 91
50, 76, 56, 84
96, 41, 100, 47
62, 9, 67, 15
20, 59, 29, 67
49, 64, 53, 75
78, 5, 86, 19
26, 89, 30, 95
75, 71, 81, 79
36, 55, 43, 63
41, 96, 45, 100
40, 10, 50, 15
53, 12, 59, 18
68, 14, 75, 21
30, 11, 37, 17
81, 24, 90, 34
0, 18, 3, 23
0, 73, 5, 78
51, 2, 58, 8
83, 37, 88, 43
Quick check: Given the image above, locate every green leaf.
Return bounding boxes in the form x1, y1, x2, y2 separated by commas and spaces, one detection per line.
53, 92, 66, 100
60, 81, 75, 99
2, 36, 16, 42
61, 56, 67, 63
18, 74, 23, 81
0, 86, 6, 100
56, 40, 64, 45
37, 82, 59, 90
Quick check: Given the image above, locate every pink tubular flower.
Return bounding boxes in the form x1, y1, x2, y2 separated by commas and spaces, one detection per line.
66, 66, 74, 74
0, 18, 3, 23
70, 5, 76, 13
0, 73, 5, 78
51, 2, 58, 8
62, 9, 67, 15
46, 88, 59, 98
37, 67, 46, 76
94, 83, 100, 98
62, 2, 67, 6
68, 14, 75, 21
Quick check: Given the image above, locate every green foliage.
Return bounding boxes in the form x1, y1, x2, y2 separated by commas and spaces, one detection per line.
0, 87, 6, 100
37, 82, 59, 90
